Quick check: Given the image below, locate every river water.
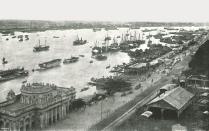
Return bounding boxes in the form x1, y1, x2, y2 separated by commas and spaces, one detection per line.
0, 27, 203, 102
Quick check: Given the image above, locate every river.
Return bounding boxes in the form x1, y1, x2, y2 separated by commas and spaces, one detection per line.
0, 26, 203, 102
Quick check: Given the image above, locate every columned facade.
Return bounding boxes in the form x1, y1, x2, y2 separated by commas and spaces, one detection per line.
0, 83, 76, 130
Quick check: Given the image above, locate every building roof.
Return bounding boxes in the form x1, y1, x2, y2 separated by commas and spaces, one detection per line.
187, 75, 209, 81
21, 83, 56, 94
148, 87, 194, 110
160, 84, 177, 91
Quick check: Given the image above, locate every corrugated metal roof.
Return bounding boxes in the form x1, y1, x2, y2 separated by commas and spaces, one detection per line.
148, 87, 194, 110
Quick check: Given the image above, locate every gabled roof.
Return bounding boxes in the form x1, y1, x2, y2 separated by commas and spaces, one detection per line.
148, 87, 194, 110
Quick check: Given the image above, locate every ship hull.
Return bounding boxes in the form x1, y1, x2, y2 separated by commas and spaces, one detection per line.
33, 46, 49, 52
38, 59, 61, 69
0, 70, 29, 83
63, 57, 79, 64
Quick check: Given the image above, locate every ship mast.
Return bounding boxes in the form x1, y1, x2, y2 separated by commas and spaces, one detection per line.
45, 38, 47, 46
138, 33, 140, 40
39, 39, 41, 46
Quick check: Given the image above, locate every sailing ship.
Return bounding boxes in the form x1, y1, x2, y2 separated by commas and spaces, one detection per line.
0, 67, 29, 82
73, 35, 87, 45
33, 39, 50, 52
109, 38, 120, 51
104, 35, 111, 41
38, 59, 61, 69
63, 56, 79, 64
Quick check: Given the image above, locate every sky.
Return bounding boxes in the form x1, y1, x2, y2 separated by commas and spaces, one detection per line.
0, 0, 208, 22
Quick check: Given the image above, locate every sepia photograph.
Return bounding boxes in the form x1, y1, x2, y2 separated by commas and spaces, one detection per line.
0, 0, 209, 131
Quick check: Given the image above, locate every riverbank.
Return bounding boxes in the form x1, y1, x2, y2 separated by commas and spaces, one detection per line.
46, 34, 196, 130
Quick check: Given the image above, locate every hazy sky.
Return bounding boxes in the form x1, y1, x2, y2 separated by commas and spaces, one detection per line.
0, 0, 208, 22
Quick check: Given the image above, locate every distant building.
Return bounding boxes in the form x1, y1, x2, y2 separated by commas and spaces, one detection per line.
186, 75, 209, 88
0, 83, 76, 130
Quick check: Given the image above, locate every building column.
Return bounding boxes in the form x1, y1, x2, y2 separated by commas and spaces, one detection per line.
177, 111, 180, 120
45, 112, 48, 127
63, 105, 66, 118
66, 102, 69, 113
51, 110, 54, 124
11, 122, 16, 131
40, 114, 44, 129
160, 109, 164, 119
16, 122, 20, 131
59, 105, 62, 120
23, 122, 26, 131
29, 117, 32, 129
54, 108, 57, 122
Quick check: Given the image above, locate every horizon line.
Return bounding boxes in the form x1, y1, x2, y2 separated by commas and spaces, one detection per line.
0, 19, 209, 24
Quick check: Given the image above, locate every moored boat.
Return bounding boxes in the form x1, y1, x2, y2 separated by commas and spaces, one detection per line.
0, 67, 29, 82
38, 59, 61, 69
53, 36, 59, 38
79, 55, 85, 57
106, 65, 111, 69
19, 38, 23, 42
63, 56, 79, 64
93, 54, 107, 61
80, 87, 89, 92
93, 28, 102, 32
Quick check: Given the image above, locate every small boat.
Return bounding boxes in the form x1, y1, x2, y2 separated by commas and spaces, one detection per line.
18, 35, 23, 38
94, 54, 107, 61
25, 35, 29, 40
19, 38, 23, 42
12, 36, 16, 38
90, 60, 93, 63
53, 36, 59, 38
38, 59, 61, 69
63, 56, 79, 64
79, 55, 85, 57
106, 65, 111, 69
2, 57, 8, 64
80, 87, 89, 92
22, 80, 27, 84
